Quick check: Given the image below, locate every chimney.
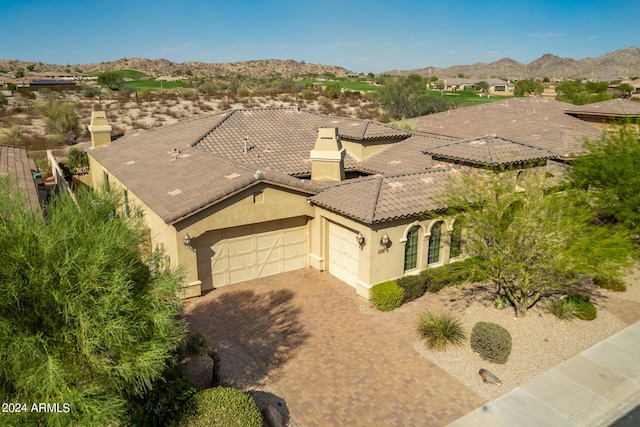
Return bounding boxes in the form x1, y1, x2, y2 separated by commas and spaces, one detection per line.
88, 111, 112, 148
310, 127, 345, 181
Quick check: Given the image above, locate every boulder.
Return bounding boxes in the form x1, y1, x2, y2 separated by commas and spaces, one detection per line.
479, 368, 502, 385
262, 405, 283, 427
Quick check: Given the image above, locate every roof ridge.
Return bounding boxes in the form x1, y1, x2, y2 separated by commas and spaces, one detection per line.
485, 134, 497, 165
360, 120, 369, 140
189, 110, 235, 147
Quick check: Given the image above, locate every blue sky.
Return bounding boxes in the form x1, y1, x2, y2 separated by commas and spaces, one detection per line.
3, 0, 639, 73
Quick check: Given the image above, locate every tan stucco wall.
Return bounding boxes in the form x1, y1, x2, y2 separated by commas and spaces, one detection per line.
310, 208, 460, 298
340, 137, 405, 161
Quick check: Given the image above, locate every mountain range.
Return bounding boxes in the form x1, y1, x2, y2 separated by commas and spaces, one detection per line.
383, 47, 640, 80
1, 47, 638, 80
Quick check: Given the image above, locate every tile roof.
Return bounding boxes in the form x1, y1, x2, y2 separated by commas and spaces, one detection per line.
358, 134, 456, 174
410, 98, 603, 157
424, 135, 555, 167
0, 145, 40, 210
563, 98, 640, 118
191, 108, 410, 176
310, 170, 451, 224
88, 115, 320, 224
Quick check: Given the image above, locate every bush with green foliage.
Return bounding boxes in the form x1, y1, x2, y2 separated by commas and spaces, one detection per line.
370, 280, 404, 311
417, 311, 466, 351
81, 85, 102, 98
126, 360, 196, 426
67, 147, 88, 173
37, 100, 79, 143
397, 274, 427, 302
549, 298, 576, 320
593, 276, 627, 292
179, 387, 262, 427
565, 295, 597, 320
421, 257, 488, 293
470, 322, 512, 364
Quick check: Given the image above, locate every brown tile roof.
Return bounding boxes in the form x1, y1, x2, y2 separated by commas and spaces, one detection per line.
358, 134, 455, 174
563, 98, 640, 118
0, 145, 40, 210
410, 98, 603, 157
424, 135, 555, 167
310, 170, 451, 224
192, 108, 410, 176
88, 115, 319, 224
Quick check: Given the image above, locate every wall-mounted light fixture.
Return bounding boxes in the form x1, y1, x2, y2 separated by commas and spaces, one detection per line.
183, 234, 196, 252
380, 233, 390, 251
355, 232, 365, 247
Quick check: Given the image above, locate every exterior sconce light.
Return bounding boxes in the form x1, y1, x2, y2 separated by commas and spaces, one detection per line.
183, 234, 196, 252
355, 232, 365, 247
380, 233, 390, 251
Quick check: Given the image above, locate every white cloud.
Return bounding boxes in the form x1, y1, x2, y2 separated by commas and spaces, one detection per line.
446, 50, 457, 55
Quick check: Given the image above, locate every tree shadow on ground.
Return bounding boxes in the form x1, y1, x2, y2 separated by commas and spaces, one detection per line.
182, 289, 310, 389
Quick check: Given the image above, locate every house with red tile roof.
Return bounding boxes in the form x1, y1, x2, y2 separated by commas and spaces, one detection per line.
86, 101, 606, 299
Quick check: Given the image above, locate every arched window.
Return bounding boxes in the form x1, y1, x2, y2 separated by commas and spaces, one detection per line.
450, 221, 463, 259
428, 221, 443, 264
404, 226, 419, 271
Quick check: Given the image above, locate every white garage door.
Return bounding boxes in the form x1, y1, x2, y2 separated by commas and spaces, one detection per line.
197, 217, 307, 289
328, 222, 360, 287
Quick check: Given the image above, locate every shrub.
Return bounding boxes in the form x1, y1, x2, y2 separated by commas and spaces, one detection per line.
370, 280, 404, 312
422, 257, 488, 293
566, 295, 597, 321
593, 276, 627, 292
549, 298, 576, 320
179, 387, 262, 427
397, 275, 427, 302
417, 311, 466, 351
494, 295, 510, 310
67, 148, 88, 174
470, 322, 512, 364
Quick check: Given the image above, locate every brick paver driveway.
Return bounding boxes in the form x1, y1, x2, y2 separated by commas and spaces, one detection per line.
182, 268, 485, 426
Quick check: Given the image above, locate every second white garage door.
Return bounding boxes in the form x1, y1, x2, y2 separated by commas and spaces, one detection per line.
328, 222, 360, 287
197, 217, 308, 289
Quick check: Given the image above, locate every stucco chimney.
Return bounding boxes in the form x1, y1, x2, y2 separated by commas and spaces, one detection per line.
310, 127, 345, 181
88, 111, 112, 148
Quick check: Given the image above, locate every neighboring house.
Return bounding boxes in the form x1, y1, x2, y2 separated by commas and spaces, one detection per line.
85, 101, 602, 299
433, 78, 514, 93
0, 145, 45, 210
563, 98, 640, 128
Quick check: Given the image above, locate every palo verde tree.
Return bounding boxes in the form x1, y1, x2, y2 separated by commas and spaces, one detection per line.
475, 80, 490, 94
37, 98, 79, 144
571, 125, 640, 232
442, 169, 631, 317
0, 178, 186, 426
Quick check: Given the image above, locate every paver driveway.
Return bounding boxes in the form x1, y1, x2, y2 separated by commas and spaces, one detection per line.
182, 268, 485, 426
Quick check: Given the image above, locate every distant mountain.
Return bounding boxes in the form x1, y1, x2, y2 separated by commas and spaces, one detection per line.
384, 47, 640, 80
0, 57, 349, 79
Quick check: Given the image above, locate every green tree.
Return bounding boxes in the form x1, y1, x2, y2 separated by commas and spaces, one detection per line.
0, 180, 186, 426
617, 83, 634, 98
571, 125, 640, 231
15, 69, 24, 78
377, 77, 451, 119
324, 82, 341, 99
26, 64, 35, 72
97, 71, 123, 90
475, 81, 490, 94
514, 79, 544, 96
0, 91, 7, 107
442, 169, 631, 317
37, 100, 79, 143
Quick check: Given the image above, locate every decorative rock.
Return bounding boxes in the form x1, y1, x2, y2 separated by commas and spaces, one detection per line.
479, 368, 502, 385
262, 405, 283, 427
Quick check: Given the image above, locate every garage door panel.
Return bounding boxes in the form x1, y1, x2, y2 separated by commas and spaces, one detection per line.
328, 222, 360, 287
199, 218, 308, 288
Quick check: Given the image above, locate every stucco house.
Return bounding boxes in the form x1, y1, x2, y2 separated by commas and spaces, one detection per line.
85, 99, 603, 299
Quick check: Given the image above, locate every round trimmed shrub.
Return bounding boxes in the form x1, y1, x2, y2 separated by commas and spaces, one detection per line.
470, 322, 512, 364
370, 280, 404, 311
179, 387, 262, 427
417, 311, 466, 351
397, 275, 427, 302
593, 276, 627, 292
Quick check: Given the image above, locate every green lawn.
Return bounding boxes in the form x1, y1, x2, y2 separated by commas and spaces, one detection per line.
439, 90, 514, 107
307, 80, 379, 92
122, 80, 186, 90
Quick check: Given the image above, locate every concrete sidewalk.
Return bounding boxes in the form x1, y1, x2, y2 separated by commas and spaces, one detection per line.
449, 321, 640, 427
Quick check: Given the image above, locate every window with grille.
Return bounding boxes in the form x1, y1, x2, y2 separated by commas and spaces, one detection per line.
404, 226, 419, 271
428, 222, 442, 264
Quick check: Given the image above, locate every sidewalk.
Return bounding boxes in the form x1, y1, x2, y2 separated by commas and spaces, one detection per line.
449, 321, 640, 427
